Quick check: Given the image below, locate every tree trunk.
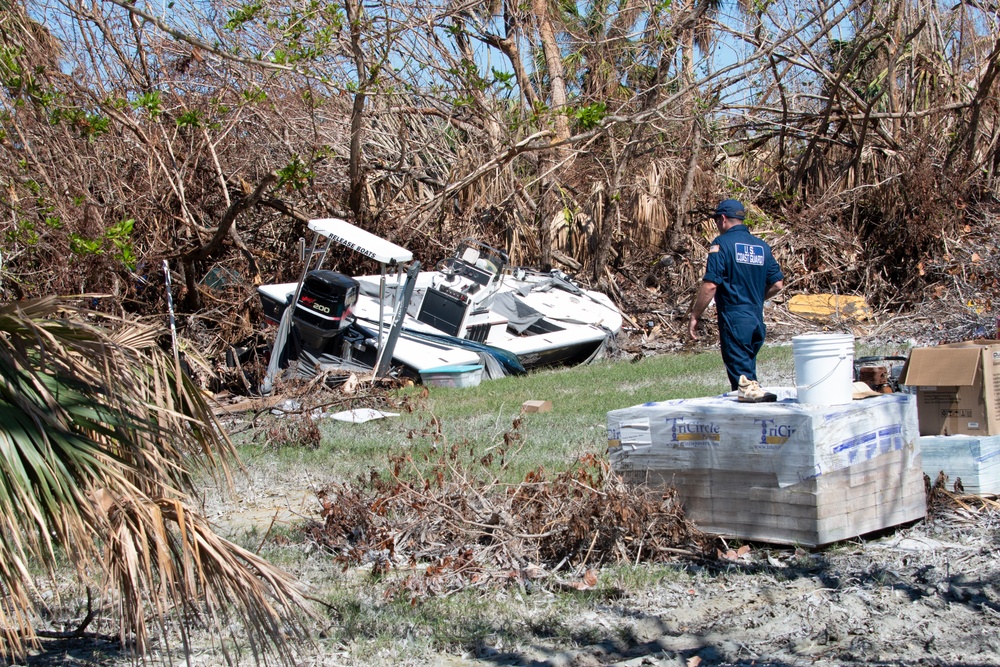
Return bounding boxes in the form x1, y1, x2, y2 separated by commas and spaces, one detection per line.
532, 0, 571, 146
672, 120, 702, 253
531, 0, 571, 269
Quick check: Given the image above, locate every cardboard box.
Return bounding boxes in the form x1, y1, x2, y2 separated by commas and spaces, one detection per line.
522, 400, 553, 413
901, 340, 1000, 436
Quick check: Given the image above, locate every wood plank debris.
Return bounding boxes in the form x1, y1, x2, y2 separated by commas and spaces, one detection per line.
787, 293, 872, 322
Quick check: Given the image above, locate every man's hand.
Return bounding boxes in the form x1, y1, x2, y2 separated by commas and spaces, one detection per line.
688, 280, 717, 342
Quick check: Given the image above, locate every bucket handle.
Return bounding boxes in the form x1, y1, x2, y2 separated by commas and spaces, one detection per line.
800, 352, 850, 392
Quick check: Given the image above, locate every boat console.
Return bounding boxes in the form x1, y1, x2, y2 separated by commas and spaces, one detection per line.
416, 241, 508, 341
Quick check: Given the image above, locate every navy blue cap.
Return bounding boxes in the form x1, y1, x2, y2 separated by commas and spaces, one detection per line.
713, 199, 745, 220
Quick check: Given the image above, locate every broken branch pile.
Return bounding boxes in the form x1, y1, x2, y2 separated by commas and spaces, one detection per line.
305, 422, 708, 598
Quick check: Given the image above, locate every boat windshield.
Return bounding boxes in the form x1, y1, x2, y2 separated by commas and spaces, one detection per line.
454, 241, 507, 285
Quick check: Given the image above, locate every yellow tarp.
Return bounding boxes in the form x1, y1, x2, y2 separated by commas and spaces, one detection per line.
787, 294, 872, 322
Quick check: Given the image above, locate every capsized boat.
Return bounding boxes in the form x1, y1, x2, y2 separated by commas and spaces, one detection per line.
256, 218, 489, 394
258, 218, 624, 392
353, 238, 623, 370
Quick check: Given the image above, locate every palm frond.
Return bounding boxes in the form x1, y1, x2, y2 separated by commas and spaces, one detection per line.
0, 298, 313, 663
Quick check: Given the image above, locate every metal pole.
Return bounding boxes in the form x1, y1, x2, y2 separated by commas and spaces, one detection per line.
377, 265, 387, 352
260, 232, 322, 395
374, 261, 420, 377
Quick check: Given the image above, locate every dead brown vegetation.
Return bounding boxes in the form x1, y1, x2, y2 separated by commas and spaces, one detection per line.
2, 0, 1000, 366
305, 427, 709, 601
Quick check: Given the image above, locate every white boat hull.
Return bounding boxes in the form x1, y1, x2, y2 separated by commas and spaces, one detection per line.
354, 265, 622, 371
259, 282, 482, 375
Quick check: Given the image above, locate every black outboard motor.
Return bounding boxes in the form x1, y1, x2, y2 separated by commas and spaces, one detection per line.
293, 270, 360, 351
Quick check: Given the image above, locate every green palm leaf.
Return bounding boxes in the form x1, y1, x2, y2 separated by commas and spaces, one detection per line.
0, 297, 313, 662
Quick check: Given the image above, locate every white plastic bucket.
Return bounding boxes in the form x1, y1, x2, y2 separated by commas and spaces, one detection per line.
793, 333, 855, 405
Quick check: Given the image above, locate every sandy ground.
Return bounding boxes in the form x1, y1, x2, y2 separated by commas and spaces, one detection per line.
471, 502, 1000, 667
215, 487, 1000, 667
187, 475, 1000, 667
16, 490, 999, 667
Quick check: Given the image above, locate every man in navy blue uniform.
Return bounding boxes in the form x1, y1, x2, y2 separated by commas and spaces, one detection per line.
688, 199, 783, 396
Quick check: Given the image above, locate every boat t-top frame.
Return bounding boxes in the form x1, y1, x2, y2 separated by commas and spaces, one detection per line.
261, 218, 415, 394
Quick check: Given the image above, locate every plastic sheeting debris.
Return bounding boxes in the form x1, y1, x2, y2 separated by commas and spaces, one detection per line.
330, 408, 400, 423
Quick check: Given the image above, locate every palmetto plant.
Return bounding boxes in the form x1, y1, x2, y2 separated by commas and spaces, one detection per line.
0, 297, 312, 663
